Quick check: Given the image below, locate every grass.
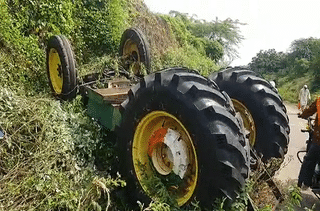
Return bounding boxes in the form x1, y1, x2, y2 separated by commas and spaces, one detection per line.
277, 74, 313, 103
0, 88, 125, 210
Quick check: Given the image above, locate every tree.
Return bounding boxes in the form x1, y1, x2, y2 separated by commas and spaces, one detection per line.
293, 58, 309, 75
169, 11, 245, 63
189, 17, 245, 62
249, 49, 287, 73
289, 38, 320, 78
288, 38, 320, 61
311, 55, 320, 80
204, 39, 224, 62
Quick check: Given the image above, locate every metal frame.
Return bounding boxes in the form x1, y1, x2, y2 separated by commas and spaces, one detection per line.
78, 69, 139, 130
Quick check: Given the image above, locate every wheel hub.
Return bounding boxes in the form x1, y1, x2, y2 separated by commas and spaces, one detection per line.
232, 99, 256, 147
123, 39, 141, 75
149, 128, 190, 179
132, 111, 198, 206
48, 48, 63, 94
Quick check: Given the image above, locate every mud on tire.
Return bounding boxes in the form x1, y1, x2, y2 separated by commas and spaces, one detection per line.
116, 68, 249, 209
209, 68, 290, 161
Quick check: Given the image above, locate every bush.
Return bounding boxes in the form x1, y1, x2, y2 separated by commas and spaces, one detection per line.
76, 0, 129, 61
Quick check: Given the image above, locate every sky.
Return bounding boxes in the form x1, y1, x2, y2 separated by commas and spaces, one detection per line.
143, 0, 320, 66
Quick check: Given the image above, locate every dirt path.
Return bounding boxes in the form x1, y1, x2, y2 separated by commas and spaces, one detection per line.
274, 103, 307, 181
274, 103, 320, 210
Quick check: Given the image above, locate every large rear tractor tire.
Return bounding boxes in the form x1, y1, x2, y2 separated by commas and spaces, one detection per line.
119, 27, 151, 76
117, 68, 249, 209
209, 68, 290, 161
46, 35, 77, 100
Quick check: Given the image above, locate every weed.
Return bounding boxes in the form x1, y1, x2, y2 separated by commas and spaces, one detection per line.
0, 88, 125, 210
286, 184, 302, 210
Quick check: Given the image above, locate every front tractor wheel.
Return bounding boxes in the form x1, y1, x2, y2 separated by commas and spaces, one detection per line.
117, 68, 249, 209
119, 27, 151, 76
46, 35, 77, 100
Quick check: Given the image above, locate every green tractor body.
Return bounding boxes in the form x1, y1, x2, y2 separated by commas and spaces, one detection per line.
83, 79, 130, 130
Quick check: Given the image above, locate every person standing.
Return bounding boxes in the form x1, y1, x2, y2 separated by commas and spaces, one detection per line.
299, 85, 311, 111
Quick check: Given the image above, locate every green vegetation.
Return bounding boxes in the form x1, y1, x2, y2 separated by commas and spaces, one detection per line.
249, 37, 320, 103
161, 11, 244, 71
0, 91, 125, 210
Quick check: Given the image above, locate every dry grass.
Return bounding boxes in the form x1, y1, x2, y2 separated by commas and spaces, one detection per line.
247, 157, 304, 211
129, 0, 178, 59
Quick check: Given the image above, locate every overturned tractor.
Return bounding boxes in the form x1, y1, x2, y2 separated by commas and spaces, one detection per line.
46, 28, 289, 209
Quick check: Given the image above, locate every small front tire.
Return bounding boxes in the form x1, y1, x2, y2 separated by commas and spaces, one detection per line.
46, 35, 77, 100
119, 27, 151, 76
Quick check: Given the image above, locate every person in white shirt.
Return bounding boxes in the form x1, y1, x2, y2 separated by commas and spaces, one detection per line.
299, 85, 311, 111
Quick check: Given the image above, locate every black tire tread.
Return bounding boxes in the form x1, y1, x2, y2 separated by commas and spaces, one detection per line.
209, 68, 290, 160
117, 68, 249, 208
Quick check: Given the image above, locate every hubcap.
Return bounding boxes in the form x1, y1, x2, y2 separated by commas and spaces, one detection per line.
133, 111, 198, 206
48, 48, 63, 94
123, 39, 141, 75
232, 99, 256, 147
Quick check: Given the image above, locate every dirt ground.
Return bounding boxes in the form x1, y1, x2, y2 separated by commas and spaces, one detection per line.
274, 103, 320, 210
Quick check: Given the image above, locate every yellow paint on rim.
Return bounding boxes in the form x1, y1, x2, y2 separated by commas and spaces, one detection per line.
123, 39, 141, 75
132, 111, 198, 206
232, 99, 256, 147
48, 48, 63, 94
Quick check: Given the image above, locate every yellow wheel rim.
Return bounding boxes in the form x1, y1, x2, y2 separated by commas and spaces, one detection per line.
232, 99, 256, 147
123, 39, 141, 75
48, 48, 63, 94
133, 111, 198, 206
